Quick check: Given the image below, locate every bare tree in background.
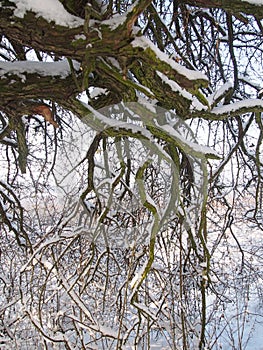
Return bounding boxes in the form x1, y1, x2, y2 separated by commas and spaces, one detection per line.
1, 0, 263, 349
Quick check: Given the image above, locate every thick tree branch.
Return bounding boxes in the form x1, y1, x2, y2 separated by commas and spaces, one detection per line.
181, 0, 263, 19
1, 0, 263, 125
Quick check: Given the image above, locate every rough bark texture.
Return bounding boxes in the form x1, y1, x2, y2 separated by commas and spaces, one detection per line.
181, 0, 263, 18
0, 0, 216, 120
1, 3, 263, 348
0, 0, 263, 131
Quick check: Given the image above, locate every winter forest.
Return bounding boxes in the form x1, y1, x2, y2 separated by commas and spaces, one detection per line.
1, 0, 263, 349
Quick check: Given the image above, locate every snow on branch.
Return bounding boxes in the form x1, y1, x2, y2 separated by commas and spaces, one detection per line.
156, 71, 208, 111
153, 122, 219, 159
207, 81, 233, 108
101, 0, 153, 31
210, 99, 263, 119
183, 0, 263, 19
0, 60, 80, 80
131, 35, 209, 85
76, 101, 219, 160
9, 0, 84, 28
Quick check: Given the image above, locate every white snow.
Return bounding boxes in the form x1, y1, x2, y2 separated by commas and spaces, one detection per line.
42, 259, 53, 270
131, 260, 148, 288
207, 81, 233, 106
101, 1, 139, 30
132, 36, 208, 82
156, 70, 207, 111
1, 137, 17, 146
132, 302, 157, 320
156, 122, 219, 158
80, 101, 219, 161
10, 0, 84, 28
89, 87, 109, 99
81, 101, 153, 138
211, 98, 263, 115
137, 96, 158, 113
241, 0, 263, 4
88, 324, 119, 339
239, 74, 262, 90
101, 12, 127, 30
0, 60, 80, 80
74, 34, 86, 41
83, 199, 96, 213
106, 57, 121, 70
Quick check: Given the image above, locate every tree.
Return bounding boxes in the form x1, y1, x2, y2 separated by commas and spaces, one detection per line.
1, 0, 263, 349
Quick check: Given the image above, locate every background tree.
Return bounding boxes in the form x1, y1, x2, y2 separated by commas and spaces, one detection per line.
1, 0, 263, 349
